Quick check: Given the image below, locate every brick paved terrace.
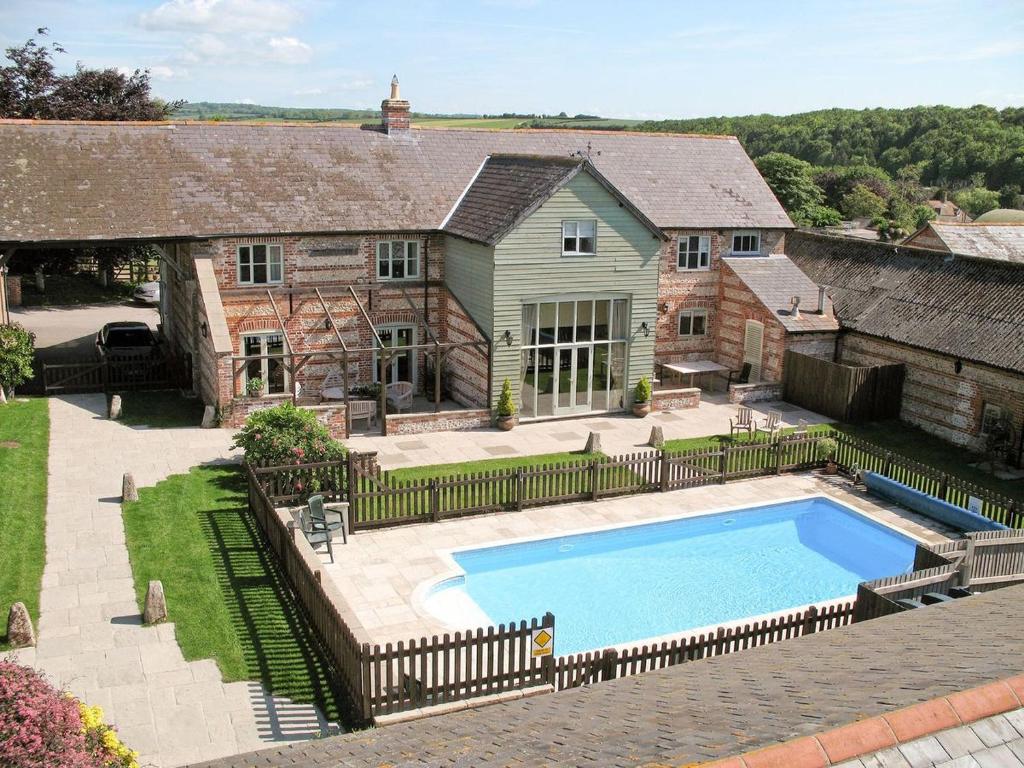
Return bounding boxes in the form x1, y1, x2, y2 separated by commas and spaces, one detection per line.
193, 583, 1024, 768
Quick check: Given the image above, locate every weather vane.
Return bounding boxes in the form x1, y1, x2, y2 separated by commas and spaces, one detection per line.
570, 141, 600, 161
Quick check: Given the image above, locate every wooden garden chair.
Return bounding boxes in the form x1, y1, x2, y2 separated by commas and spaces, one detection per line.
755, 410, 783, 440
386, 381, 414, 413
730, 406, 754, 438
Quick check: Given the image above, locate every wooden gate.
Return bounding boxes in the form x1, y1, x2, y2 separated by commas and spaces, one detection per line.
43, 353, 177, 394
782, 350, 904, 422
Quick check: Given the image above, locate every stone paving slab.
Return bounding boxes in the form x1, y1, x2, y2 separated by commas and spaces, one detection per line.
11, 395, 337, 768
192, 582, 1024, 768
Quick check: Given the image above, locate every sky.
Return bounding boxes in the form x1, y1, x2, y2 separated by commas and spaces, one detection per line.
1, 0, 1022, 118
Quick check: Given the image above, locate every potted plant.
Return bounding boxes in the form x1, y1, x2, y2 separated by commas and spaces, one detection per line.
496, 377, 517, 431
246, 377, 264, 398
817, 436, 839, 474
632, 376, 652, 417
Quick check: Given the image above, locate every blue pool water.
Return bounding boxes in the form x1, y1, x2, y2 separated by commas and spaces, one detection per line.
428, 496, 916, 654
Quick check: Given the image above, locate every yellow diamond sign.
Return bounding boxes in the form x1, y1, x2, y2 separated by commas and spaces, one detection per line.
531, 627, 553, 657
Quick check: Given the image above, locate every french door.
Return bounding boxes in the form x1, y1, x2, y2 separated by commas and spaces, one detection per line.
243, 333, 288, 395
374, 326, 415, 387
520, 297, 629, 418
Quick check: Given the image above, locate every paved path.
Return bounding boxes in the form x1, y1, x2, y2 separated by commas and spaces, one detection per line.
194, 584, 1024, 768
837, 709, 1024, 767
346, 392, 830, 470
11, 395, 335, 768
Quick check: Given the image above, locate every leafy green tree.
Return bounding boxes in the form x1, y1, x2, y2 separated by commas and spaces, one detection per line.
953, 187, 1001, 218
912, 204, 937, 230
0, 323, 35, 397
998, 184, 1023, 209
755, 152, 824, 212
840, 184, 887, 219
798, 204, 843, 227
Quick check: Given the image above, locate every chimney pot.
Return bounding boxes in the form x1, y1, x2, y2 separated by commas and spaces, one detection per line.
790, 295, 800, 318
381, 75, 410, 135
817, 285, 827, 314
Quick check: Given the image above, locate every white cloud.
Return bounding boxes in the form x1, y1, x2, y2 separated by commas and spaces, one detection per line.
294, 86, 325, 96
266, 36, 313, 64
337, 78, 374, 91
149, 65, 186, 80
139, 0, 299, 33
181, 32, 230, 63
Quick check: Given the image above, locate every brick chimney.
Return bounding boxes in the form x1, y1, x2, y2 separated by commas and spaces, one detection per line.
381, 75, 410, 134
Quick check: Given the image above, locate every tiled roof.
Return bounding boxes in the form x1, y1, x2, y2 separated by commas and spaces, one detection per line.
788, 230, 1024, 373
0, 121, 792, 243
723, 255, 839, 333
915, 223, 1024, 263
443, 155, 583, 245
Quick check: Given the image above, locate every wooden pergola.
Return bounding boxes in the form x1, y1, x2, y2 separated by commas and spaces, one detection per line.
230, 286, 491, 436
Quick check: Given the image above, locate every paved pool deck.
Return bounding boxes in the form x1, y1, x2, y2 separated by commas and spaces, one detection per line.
311, 472, 954, 646
343, 393, 830, 470
193, 583, 1024, 768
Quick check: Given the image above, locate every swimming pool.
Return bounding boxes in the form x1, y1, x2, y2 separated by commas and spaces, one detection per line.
422, 496, 917, 655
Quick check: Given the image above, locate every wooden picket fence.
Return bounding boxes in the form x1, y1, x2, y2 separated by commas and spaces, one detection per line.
42, 352, 179, 394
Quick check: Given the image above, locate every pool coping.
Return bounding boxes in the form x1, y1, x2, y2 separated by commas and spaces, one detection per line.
412, 491, 935, 657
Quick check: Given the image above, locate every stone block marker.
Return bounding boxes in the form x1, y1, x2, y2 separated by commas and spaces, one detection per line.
201, 404, 217, 429
122, 472, 138, 502
6, 601, 35, 647
143, 580, 167, 624
108, 394, 122, 419
0, 386, 6, 405
648, 425, 665, 448
585, 431, 602, 454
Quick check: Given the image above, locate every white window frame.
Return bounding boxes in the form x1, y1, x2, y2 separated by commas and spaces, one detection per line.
677, 235, 711, 271
731, 230, 761, 255
677, 308, 708, 337
376, 240, 420, 281
237, 244, 284, 285
241, 331, 289, 395
980, 403, 1004, 435
562, 220, 597, 256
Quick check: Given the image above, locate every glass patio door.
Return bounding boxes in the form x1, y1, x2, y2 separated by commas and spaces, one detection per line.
243, 333, 287, 395
553, 346, 592, 415
374, 326, 415, 387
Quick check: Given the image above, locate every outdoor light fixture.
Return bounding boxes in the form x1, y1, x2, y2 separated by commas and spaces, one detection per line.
324, 318, 332, 330
659, 302, 669, 314
502, 330, 514, 347
954, 358, 963, 374
640, 321, 650, 337
200, 321, 208, 339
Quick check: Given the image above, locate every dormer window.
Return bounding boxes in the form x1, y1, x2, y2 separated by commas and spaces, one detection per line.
562, 220, 596, 255
732, 230, 761, 255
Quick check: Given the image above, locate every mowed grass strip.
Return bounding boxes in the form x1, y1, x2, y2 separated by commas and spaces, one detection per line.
116, 390, 206, 429
0, 398, 49, 649
122, 464, 345, 722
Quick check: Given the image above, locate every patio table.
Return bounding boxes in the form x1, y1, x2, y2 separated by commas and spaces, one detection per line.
657, 360, 730, 391
321, 386, 346, 400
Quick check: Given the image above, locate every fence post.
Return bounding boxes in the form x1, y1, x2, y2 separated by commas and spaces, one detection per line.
541, 612, 556, 688
590, 459, 600, 501
802, 605, 819, 636
719, 446, 729, 484
601, 648, 619, 682
938, 473, 949, 501
516, 468, 525, 513
774, 439, 784, 475
883, 451, 893, 477
346, 451, 357, 515
659, 450, 670, 493
430, 479, 440, 523
1008, 501, 1020, 529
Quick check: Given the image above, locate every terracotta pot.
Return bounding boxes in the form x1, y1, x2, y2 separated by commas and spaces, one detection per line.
497, 415, 516, 431
824, 460, 838, 475
632, 402, 651, 418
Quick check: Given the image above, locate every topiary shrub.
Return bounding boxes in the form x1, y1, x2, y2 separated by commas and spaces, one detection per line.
0, 323, 35, 398
633, 376, 652, 404
231, 401, 345, 467
496, 378, 516, 419
0, 659, 138, 768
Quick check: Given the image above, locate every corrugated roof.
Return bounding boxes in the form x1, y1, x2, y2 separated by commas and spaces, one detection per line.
723, 255, 839, 332
787, 230, 1024, 374
916, 222, 1024, 263
0, 121, 792, 243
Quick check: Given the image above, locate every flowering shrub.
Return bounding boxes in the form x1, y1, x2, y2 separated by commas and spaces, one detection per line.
231, 401, 345, 468
0, 323, 35, 396
0, 659, 138, 768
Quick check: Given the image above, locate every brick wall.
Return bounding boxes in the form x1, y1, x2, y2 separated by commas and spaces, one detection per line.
388, 409, 491, 435
839, 332, 1024, 454
5, 274, 21, 307
652, 387, 701, 411
445, 294, 490, 409
787, 332, 838, 361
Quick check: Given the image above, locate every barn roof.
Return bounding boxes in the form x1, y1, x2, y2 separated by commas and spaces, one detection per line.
787, 230, 1024, 374
908, 222, 1024, 264
0, 121, 791, 244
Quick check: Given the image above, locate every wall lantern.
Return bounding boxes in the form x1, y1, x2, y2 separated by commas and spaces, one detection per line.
200, 321, 208, 339
639, 321, 650, 337
324, 318, 332, 330
501, 330, 514, 347
659, 302, 669, 314
954, 358, 963, 374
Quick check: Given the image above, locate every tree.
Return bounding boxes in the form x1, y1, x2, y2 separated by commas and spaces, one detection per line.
840, 184, 887, 219
0, 29, 183, 120
0, 323, 35, 397
953, 187, 1001, 218
755, 152, 824, 213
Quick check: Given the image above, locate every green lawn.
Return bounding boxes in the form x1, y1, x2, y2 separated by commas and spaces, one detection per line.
117, 391, 206, 428
122, 465, 346, 722
386, 451, 600, 482
0, 399, 49, 649
18, 274, 136, 306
